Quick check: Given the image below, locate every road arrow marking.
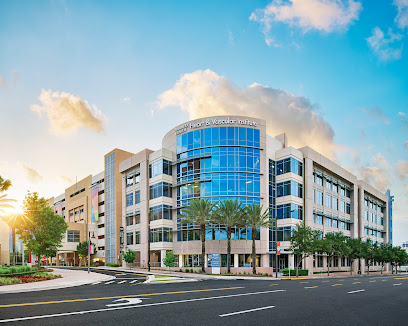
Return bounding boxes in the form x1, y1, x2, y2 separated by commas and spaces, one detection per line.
393, 283, 402, 286
348, 290, 365, 294
106, 298, 145, 307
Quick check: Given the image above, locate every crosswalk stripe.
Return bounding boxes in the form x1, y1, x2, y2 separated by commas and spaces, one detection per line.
118, 281, 127, 284
130, 280, 138, 284
91, 282, 101, 285
104, 281, 115, 284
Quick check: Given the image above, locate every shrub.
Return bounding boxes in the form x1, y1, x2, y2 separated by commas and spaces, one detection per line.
264, 273, 269, 276
106, 263, 120, 267
282, 269, 308, 276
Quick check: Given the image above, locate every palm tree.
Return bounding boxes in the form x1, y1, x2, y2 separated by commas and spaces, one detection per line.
243, 203, 272, 274
212, 199, 245, 274
0, 176, 17, 265
180, 198, 216, 272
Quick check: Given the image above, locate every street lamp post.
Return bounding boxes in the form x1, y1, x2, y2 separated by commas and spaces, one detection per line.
274, 209, 295, 278
88, 231, 95, 274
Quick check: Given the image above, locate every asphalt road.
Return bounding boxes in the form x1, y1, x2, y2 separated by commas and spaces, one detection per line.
1, 268, 407, 325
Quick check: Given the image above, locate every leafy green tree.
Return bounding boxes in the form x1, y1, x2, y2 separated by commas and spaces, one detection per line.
163, 251, 177, 268
180, 198, 216, 272
316, 232, 347, 276
0, 175, 12, 193
76, 241, 96, 266
345, 238, 362, 275
123, 247, 137, 267
17, 192, 68, 268
374, 243, 389, 274
243, 203, 272, 275
289, 222, 320, 277
212, 200, 245, 274
361, 239, 375, 275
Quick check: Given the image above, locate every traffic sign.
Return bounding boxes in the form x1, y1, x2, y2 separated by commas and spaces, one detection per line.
277, 242, 281, 256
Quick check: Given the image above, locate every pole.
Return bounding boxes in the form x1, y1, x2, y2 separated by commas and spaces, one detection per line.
88, 231, 90, 274
275, 221, 278, 278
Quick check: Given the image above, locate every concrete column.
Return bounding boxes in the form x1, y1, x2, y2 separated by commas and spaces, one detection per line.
304, 158, 314, 226
234, 254, 239, 268
262, 254, 269, 268
179, 254, 183, 268
304, 255, 313, 274
204, 254, 208, 268
160, 249, 166, 267
289, 254, 295, 271
56, 253, 59, 267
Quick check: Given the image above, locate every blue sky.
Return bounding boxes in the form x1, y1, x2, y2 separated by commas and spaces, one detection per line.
0, 0, 407, 244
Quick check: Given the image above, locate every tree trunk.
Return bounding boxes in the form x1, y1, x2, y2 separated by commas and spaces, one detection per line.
367, 262, 370, 275
201, 224, 206, 273
12, 227, 16, 266
296, 257, 302, 277
350, 260, 353, 275
381, 263, 383, 274
227, 227, 231, 274
252, 227, 256, 275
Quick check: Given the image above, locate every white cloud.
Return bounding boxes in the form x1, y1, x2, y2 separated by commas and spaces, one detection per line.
361, 107, 390, 124
373, 152, 391, 169
398, 111, 408, 128
59, 176, 74, 185
366, 27, 403, 61
0, 71, 18, 89
22, 164, 43, 184
397, 160, 408, 178
394, 0, 408, 30
30, 89, 105, 136
250, 0, 362, 45
122, 97, 131, 102
356, 166, 390, 193
157, 69, 336, 158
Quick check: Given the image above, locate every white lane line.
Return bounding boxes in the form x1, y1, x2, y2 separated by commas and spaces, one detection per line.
91, 282, 101, 285
348, 289, 365, 294
104, 281, 115, 284
117, 281, 127, 284
129, 280, 138, 284
0, 290, 286, 323
393, 283, 402, 286
220, 305, 275, 317
115, 273, 126, 276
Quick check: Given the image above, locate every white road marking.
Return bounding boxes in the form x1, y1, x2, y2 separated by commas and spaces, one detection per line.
117, 281, 127, 284
348, 289, 365, 294
393, 283, 402, 286
129, 280, 138, 284
220, 305, 275, 317
0, 290, 286, 323
115, 273, 126, 276
104, 281, 115, 284
106, 298, 144, 307
91, 282, 101, 285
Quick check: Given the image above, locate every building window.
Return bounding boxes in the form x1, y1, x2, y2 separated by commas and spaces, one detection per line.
346, 203, 351, 214
149, 182, 172, 199
276, 181, 303, 198
126, 175, 133, 187
149, 159, 172, 178
315, 174, 323, 186
275, 203, 303, 220
340, 201, 346, 213
326, 218, 332, 227
67, 230, 80, 242
135, 231, 140, 244
340, 222, 346, 230
238, 254, 261, 267
135, 190, 140, 204
326, 194, 332, 208
126, 214, 134, 226
316, 191, 323, 205
150, 227, 173, 242
276, 158, 303, 176
127, 232, 133, 245
332, 197, 338, 210
340, 187, 345, 196
365, 210, 369, 220
184, 254, 202, 267
150, 204, 173, 221
332, 219, 338, 228
318, 254, 323, 268
126, 193, 133, 207
326, 180, 331, 190
365, 199, 368, 207
332, 183, 338, 193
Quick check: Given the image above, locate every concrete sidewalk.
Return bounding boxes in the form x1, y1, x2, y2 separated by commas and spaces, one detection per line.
0, 268, 114, 294
95, 265, 394, 281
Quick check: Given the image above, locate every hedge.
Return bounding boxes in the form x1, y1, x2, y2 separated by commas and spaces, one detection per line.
282, 269, 309, 276
0, 266, 37, 275
106, 263, 121, 267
